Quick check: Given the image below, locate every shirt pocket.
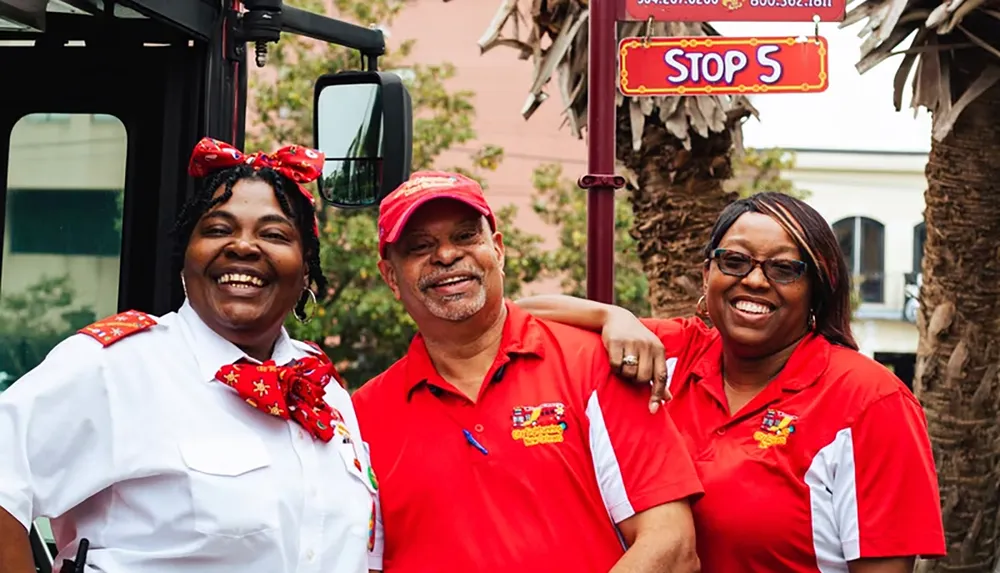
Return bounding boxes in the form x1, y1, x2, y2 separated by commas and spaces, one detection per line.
178, 434, 279, 538
333, 423, 377, 496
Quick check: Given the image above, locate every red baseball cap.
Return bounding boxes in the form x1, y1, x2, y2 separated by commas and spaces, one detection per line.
377, 171, 497, 258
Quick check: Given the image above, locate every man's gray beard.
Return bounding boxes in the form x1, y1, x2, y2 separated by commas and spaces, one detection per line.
425, 288, 489, 322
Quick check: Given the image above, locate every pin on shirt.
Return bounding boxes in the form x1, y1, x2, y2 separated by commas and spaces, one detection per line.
463, 429, 489, 455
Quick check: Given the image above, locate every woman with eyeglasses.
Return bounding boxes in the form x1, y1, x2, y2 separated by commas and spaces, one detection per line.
517, 192, 946, 573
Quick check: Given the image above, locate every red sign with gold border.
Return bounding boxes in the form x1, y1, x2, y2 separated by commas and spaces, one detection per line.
618, 36, 829, 97
620, 0, 846, 22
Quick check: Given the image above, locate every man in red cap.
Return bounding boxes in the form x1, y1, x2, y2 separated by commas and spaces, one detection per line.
353, 171, 703, 572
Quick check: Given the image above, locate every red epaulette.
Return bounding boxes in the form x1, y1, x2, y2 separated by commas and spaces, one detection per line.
77, 310, 158, 347
304, 340, 347, 389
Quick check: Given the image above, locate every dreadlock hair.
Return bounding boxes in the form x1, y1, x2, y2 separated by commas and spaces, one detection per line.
703, 192, 858, 351
172, 164, 327, 320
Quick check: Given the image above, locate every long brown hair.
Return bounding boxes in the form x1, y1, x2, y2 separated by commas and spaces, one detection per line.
703, 192, 858, 350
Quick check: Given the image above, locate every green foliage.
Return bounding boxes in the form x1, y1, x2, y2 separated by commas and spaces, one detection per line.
733, 147, 810, 200
0, 275, 95, 391
530, 164, 651, 316
248, 0, 546, 385
527, 147, 808, 317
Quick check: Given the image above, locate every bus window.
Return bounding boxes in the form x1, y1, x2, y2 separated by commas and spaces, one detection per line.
0, 113, 127, 393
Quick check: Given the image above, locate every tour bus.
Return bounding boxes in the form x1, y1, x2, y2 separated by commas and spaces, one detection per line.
0, 1, 411, 570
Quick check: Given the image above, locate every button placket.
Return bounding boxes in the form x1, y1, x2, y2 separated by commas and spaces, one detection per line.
292, 425, 324, 573
466, 390, 495, 458
415, 377, 502, 461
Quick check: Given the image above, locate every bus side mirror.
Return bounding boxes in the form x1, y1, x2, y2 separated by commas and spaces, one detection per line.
313, 71, 412, 209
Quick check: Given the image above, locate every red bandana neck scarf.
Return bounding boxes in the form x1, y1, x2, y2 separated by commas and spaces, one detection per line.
187, 137, 326, 237
215, 349, 346, 442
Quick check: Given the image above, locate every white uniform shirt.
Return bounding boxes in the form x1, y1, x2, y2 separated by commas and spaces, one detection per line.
0, 301, 377, 573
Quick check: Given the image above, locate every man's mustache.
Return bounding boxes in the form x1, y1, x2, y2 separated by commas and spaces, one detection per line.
418, 266, 484, 291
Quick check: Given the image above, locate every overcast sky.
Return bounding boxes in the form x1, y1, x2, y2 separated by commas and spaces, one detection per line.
714, 21, 932, 153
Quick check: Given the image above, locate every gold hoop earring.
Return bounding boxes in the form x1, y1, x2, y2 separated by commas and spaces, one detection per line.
294, 288, 318, 324
180, 273, 188, 299
696, 295, 708, 318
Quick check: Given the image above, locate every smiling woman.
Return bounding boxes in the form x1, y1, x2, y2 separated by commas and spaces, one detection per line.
697, 196, 853, 374
517, 192, 947, 573
0, 137, 380, 573
173, 139, 328, 361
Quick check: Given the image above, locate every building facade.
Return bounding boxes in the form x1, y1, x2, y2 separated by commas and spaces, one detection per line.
785, 149, 926, 385
1, 112, 127, 388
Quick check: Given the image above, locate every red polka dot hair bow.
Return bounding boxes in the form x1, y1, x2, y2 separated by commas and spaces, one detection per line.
215, 346, 348, 442
187, 137, 326, 235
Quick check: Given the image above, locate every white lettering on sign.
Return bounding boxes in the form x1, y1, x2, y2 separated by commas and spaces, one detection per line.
662, 45, 784, 85
756, 45, 782, 83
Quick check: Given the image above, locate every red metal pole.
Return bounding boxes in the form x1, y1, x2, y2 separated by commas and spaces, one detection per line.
582, 0, 620, 304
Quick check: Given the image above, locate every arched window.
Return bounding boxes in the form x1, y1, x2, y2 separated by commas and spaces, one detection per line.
832, 217, 885, 303
913, 222, 926, 274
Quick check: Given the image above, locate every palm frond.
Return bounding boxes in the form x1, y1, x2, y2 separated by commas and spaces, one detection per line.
843, 0, 1000, 140
474, 0, 757, 151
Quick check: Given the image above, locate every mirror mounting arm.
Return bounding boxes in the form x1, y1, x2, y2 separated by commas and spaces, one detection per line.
281, 5, 385, 60
231, 2, 386, 68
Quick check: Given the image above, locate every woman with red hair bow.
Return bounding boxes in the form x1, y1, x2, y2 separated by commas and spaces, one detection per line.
0, 138, 379, 573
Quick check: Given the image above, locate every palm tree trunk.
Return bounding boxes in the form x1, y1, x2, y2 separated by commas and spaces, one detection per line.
465, 1, 749, 320
617, 111, 739, 318
915, 69, 1000, 572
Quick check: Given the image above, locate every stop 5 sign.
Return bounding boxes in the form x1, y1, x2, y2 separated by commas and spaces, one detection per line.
618, 36, 829, 97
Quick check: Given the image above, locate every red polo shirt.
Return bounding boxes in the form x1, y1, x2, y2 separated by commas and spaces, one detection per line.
352, 302, 703, 572
644, 317, 946, 572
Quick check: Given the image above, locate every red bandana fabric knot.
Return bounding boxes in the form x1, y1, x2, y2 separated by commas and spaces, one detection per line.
188, 137, 325, 237
215, 351, 347, 442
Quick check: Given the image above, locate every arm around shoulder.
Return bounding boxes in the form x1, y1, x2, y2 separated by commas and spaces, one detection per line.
515, 294, 620, 331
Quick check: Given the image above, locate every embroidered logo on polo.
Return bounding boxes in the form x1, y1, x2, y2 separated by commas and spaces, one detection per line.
511, 402, 568, 446
753, 408, 798, 449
